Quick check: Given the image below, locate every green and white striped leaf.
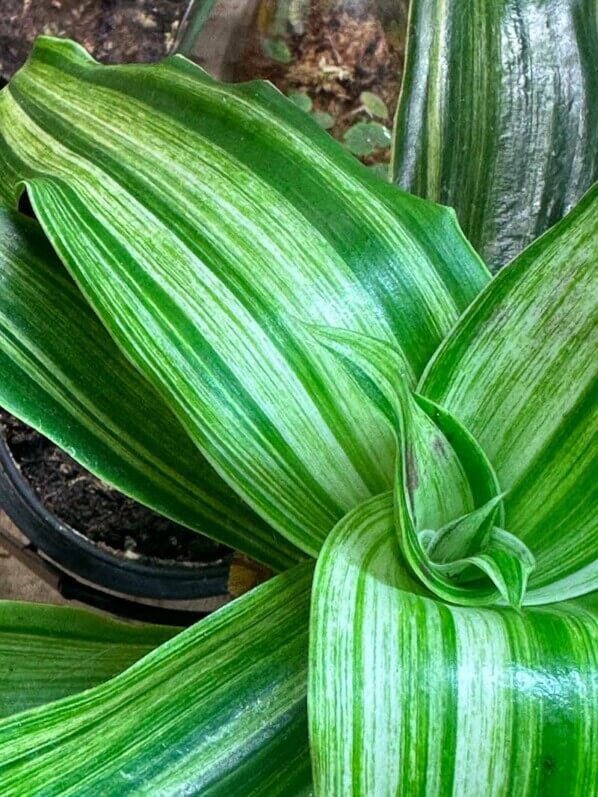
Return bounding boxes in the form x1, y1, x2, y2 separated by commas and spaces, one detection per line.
0, 207, 299, 569
0, 564, 313, 796
0, 600, 176, 719
421, 184, 598, 602
0, 37, 489, 556
393, 0, 598, 269
311, 326, 534, 607
310, 493, 598, 796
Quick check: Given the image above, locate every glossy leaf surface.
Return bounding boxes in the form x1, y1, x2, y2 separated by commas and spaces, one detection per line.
0, 601, 175, 719
421, 184, 598, 601
0, 565, 313, 796
310, 326, 535, 608
0, 208, 299, 569
0, 37, 489, 556
310, 494, 598, 796
393, 0, 598, 269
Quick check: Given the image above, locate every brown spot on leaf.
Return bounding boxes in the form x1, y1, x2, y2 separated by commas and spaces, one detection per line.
432, 436, 447, 457
405, 446, 419, 494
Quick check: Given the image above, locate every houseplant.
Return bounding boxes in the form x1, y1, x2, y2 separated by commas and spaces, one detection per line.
0, 0, 595, 792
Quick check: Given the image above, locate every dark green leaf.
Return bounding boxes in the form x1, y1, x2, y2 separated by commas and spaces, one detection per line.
0, 601, 176, 719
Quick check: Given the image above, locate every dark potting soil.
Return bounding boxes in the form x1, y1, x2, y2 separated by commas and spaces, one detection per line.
0, 409, 228, 564
0, 0, 187, 79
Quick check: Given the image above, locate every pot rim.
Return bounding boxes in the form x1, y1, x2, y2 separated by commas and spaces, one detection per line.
0, 429, 232, 601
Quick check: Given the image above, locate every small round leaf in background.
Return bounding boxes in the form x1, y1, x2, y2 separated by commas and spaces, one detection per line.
344, 121, 391, 156
262, 38, 293, 64
288, 92, 313, 113
360, 91, 389, 119
312, 110, 335, 130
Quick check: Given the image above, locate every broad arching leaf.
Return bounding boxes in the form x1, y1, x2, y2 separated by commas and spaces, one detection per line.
0, 37, 489, 556
393, 0, 597, 269
0, 208, 300, 569
421, 184, 598, 601
310, 493, 598, 796
0, 564, 313, 796
0, 601, 176, 719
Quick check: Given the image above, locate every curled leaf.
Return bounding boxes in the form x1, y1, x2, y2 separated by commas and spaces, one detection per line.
310, 325, 534, 607
421, 184, 598, 602
310, 494, 597, 796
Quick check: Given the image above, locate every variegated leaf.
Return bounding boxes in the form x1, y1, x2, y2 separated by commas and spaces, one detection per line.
0, 208, 299, 569
0, 37, 489, 556
310, 494, 598, 796
393, 0, 597, 269
0, 600, 175, 719
421, 184, 598, 602
0, 564, 313, 796
310, 325, 535, 608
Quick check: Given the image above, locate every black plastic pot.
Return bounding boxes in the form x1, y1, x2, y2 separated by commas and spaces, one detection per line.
0, 430, 232, 620
0, 42, 232, 626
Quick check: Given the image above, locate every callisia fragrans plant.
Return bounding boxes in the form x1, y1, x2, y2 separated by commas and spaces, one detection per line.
0, 1, 595, 793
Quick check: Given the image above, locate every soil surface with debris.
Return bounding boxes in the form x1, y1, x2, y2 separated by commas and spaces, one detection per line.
0, 0, 186, 78
0, 410, 227, 564
239, 1, 407, 168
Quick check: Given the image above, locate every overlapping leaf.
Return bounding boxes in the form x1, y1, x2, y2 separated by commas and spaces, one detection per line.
309, 186, 596, 794
393, 0, 598, 269
0, 26, 593, 797
0, 37, 490, 556
421, 184, 598, 601
0, 601, 176, 719
0, 208, 299, 569
310, 494, 598, 797
0, 564, 313, 796
311, 326, 535, 607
